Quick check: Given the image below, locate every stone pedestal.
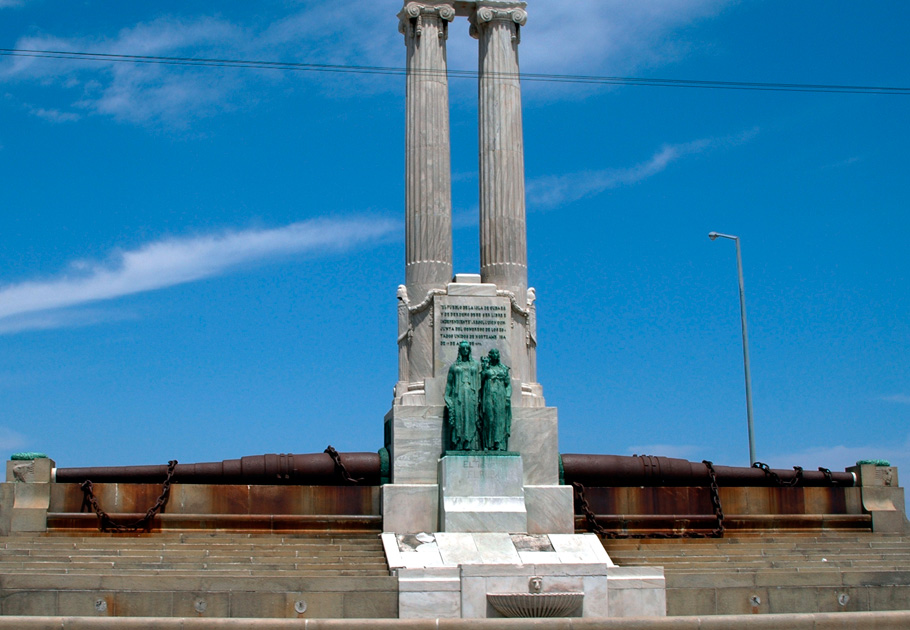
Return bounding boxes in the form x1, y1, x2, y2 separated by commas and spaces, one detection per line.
847, 464, 910, 533
0, 457, 55, 535
383, 532, 666, 618
382, 403, 570, 534
439, 454, 527, 533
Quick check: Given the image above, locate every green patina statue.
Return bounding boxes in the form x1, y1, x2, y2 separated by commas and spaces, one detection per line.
481, 348, 512, 451
444, 341, 482, 451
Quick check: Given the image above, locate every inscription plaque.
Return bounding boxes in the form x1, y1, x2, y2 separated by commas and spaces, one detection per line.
434, 295, 512, 377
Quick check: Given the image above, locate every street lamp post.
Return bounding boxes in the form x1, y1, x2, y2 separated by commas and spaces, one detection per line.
708, 231, 757, 465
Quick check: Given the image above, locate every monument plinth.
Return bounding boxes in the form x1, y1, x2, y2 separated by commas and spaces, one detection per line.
381, 1, 664, 619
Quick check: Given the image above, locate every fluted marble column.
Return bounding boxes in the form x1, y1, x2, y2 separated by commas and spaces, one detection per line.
472, 2, 528, 299
400, 1, 455, 384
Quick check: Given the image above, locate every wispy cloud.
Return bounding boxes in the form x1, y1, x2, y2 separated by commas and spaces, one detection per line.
29, 107, 80, 123
527, 129, 757, 209
2, 0, 736, 125
881, 394, 910, 405
764, 435, 910, 473
0, 216, 398, 333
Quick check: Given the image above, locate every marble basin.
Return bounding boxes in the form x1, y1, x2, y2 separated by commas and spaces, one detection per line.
487, 592, 584, 618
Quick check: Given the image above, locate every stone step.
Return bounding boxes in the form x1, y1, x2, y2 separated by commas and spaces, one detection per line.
0, 575, 399, 618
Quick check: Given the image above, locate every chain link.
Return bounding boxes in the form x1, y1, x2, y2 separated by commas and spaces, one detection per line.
324, 445, 362, 483
818, 466, 838, 485
572, 460, 724, 539
752, 461, 804, 487
80, 460, 177, 533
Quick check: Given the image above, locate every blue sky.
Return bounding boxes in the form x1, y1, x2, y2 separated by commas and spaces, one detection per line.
1, 1, 907, 475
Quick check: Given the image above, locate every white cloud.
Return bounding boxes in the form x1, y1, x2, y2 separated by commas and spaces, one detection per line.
527, 129, 757, 209
29, 107, 80, 123
764, 436, 910, 474
1, 0, 736, 125
881, 394, 910, 405
0, 216, 398, 333
3, 17, 249, 125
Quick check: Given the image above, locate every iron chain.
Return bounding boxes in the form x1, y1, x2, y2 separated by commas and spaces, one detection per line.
324, 445, 362, 483
752, 461, 804, 487
80, 460, 177, 533
571, 460, 724, 539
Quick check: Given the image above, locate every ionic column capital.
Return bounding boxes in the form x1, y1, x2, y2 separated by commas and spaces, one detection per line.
469, 1, 528, 38
399, 2, 456, 38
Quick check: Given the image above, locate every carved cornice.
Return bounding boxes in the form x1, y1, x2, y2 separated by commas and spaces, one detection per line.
469, 2, 528, 38
399, 2, 456, 39
496, 289, 530, 318
404, 288, 446, 315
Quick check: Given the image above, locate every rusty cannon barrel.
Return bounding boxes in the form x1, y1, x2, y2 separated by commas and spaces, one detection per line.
561, 454, 855, 488
56, 451, 383, 486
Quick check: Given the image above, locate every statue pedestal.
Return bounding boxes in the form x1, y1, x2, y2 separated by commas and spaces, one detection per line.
439, 453, 527, 533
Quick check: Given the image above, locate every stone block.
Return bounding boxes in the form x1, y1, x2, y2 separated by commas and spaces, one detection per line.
446, 282, 497, 297
172, 591, 232, 618
510, 407, 559, 485
549, 534, 614, 566
0, 483, 12, 536
382, 484, 438, 534
6, 457, 54, 483
525, 485, 574, 534
768, 586, 836, 614
342, 590, 398, 618
435, 532, 482, 565
229, 591, 288, 618
112, 590, 175, 617
582, 574, 609, 617
9, 483, 51, 533
400, 590, 461, 618
399, 567, 462, 618
387, 405, 445, 484
0, 590, 57, 615
666, 587, 716, 616
473, 533, 522, 564
439, 455, 527, 533
714, 586, 769, 615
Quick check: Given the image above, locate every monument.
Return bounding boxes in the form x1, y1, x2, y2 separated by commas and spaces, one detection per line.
380, 1, 665, 618
1, 1, 908, 624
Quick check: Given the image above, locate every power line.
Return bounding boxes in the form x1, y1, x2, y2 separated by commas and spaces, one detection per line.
1, 47, 908, 95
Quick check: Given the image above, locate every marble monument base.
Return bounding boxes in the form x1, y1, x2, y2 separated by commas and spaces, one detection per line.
439, 453, 527, 533
382, 532, 666, 619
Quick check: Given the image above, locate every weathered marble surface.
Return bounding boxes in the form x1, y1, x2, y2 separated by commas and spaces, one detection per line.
398, 566, 462, 618
382, 484, 439, 534
525, 485, 574, 534
1, 457, 54, 534
400, 1, 455, 386
509, 406, 560, 486
438, 455, 527, 533
387, 406, 445, 484
606, 567, 667, 617
383, 531, 664, 618
460, 562, 608, 618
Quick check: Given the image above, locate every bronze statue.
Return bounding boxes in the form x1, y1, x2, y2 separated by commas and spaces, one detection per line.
444, 341, 481, 451
481, 348, 512, 451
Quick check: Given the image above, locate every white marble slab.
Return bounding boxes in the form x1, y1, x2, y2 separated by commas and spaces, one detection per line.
525, 485, 574, 534
382, 484, 438, 534
473, 533, 522, 564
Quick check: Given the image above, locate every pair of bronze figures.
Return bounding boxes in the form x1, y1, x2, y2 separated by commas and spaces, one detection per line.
444, 341, 512, 452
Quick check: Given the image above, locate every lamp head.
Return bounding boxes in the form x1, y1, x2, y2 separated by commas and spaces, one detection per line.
708, 232, 719, 241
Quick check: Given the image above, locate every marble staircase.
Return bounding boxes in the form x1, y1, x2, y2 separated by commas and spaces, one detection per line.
0, 532, 397, 618
603, 532, 910, 615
